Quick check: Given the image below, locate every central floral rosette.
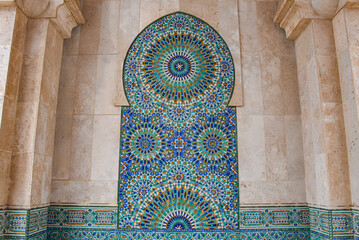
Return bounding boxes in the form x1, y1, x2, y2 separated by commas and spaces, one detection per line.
120, 13, 238, 230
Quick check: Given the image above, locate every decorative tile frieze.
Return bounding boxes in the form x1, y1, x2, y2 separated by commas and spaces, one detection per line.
45, 205, 359, 239
354, 209, 359, 239
3, 209, 27, 238
239, 206, 309, 229
310, 207, 332, 237
332, 209, 354, 238
0, 209, 4, 239
0, 207, 48, 239
28, 207, 48, 237
310, 207, 354, 239
47, 227, 310, 240
48, 206, 117, 229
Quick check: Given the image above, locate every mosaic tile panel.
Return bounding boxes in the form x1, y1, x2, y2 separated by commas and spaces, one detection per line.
310, 207, 354, 239
28, 207, 48, 237
47, 206, 117, 229
332, 209, 354, 238
354, 209, 359, 239
3, 209, 28, 238
0, 208, 48, 239
119, 12, 238, 230
239, 206, 309, 229
0, 209, 4, 239
310, 207, 332, 238
47, 228, 310, 240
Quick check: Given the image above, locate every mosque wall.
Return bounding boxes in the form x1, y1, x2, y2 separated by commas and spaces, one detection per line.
51, 0, 306, 207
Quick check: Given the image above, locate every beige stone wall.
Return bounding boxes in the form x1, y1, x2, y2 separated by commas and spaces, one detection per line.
0, 7, 27, 208
237, 0, 305, 205
51, 0, 306, 206
333, 7, 359, 208
294, 19, 351, 207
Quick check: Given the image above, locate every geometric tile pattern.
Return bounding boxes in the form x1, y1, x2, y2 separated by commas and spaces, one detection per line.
46, 228, 310, 239
0, 206, 355, 238
46, 206, 311, 239
0, 209, 4, 239
2, 209, 27, 238
0, 205, 342, 239
0, 208, 47, 240
120, 12, 237, 230
310, 207, 354, 239
240, 206, 310, 229
47, 206, 117, 229
354, 209, 359, 240
28, 207, 48, 237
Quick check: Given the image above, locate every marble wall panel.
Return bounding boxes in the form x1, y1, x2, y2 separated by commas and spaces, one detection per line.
52, 0, 305, 207
73, 55, 97, 115
70, 115, 93, 180
99, 0, 120, 55
295, 20, 351, 208
79, 0, 101, 55
91, 115, 120, 181
333, 7, 359, 208
95, 55, 121, 115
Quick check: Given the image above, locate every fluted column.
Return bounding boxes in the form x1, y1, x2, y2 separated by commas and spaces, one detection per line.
275, 0, 354, 238
0, 1, 27, 211
0, 0, 84, 238
332, 0, 359, 213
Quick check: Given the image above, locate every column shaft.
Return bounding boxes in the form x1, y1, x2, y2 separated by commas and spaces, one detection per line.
333, 7, 359, 207
295, 19, 351, 207
0, 6, 27, 208
8, 19, 64, 208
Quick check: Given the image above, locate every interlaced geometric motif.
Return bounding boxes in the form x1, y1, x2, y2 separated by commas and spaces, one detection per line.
119, 12, 238, 230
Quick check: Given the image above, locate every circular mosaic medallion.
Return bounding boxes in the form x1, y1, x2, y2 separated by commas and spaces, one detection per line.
140, 32, 218, 107
124, 13, 235, 112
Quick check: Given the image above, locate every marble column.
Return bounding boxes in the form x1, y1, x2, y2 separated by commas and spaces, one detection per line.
0, 2, 27, 210
5, 0, 84, 210
275, 0, 354, 238
0, 0, 83, 238
275, 0, 351, 209
333, 2, 359, 210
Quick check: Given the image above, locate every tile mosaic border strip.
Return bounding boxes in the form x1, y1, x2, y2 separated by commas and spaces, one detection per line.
354, 209, 358, 239
1, 207, 48, 239
0, 209, 4, 239
3, 209, 28, 238
47, 227, 310, 240
239, 206, 309, 229
48, 206, 117, 229
28, 207, 48, 237
1, 205, 357, 239
310, 207, 354, 239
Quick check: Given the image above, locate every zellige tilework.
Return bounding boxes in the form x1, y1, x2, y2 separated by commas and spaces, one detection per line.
3, 209, 27, 239
239, 206, 309, 229
310, 207, 354, 239
28, 207, 48, 238
120, 12, 238, 230
47, 206, 117, 229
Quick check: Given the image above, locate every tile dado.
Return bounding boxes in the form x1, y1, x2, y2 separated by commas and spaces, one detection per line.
354, 209, 359, 239
1, 207, 47, 239
47, 228, 310, 239
46, 206, 310, 239
47, 206, 117, 229
1, 206, 358, 239
239, 206, 309, 229
310, 207, 354, 239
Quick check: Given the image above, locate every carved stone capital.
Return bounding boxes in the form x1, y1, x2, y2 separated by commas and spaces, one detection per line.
274, 0, 339, 40
0, 0, 84, 38
337, 0, 359, 10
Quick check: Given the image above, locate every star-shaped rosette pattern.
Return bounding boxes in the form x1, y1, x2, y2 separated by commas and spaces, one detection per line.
119, 12, 238, 230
